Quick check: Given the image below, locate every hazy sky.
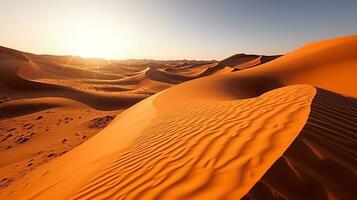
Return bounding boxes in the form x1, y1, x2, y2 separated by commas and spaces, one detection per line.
1, 0, 356, 60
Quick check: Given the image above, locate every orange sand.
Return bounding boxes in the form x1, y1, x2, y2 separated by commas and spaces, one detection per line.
244, 88, 357, 200
0, 35, 356, 199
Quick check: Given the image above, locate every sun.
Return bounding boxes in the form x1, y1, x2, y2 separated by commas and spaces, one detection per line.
67, 20, 128, 59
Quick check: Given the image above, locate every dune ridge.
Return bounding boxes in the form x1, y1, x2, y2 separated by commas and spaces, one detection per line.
201, 54, 281, 76
244, 88, 357, 200
0, 85, 315, 199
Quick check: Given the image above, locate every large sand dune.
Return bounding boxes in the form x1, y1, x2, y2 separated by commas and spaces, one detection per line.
0, 84, 315, 199
0, 35, 356, 199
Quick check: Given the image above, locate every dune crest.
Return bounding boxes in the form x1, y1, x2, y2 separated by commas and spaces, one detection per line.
244, 88, 357, 200
0, 85, 315, 199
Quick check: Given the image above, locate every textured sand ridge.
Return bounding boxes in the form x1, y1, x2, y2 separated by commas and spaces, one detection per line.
72, 86, 314, 200
244, 88, 357, 200
0, 85, 315, 199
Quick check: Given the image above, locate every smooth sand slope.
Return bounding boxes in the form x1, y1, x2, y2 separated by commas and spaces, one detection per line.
0, 35, 356, 199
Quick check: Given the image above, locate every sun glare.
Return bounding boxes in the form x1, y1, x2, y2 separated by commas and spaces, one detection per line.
67, 20, 128, 59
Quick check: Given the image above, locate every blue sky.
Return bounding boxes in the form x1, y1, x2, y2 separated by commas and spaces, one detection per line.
0, 0, 356, 59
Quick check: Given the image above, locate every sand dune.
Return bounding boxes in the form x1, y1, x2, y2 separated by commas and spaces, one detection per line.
0, 45, 226, 198
0, 46, 219, 195
0, 46, 218, 110
244, 88, 357, 200
0, 47, 142, 110
163, 35, 357, 102
0, 85, 315, 199
200, 54, 281, 76
0, 35, 356, 199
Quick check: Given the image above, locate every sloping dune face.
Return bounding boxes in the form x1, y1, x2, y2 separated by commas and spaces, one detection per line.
244, 88, 357, 200
200, 54, 281, 76
0, 85, 315, 199
245, 35, 357, 97
159, 35, 357, 102
72, 86, 314, 200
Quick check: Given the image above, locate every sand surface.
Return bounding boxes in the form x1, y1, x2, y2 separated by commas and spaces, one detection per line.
0, 35, 356, 199
244, 88, 357, 200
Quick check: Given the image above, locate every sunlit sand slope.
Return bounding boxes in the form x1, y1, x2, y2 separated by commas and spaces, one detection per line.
246, 35, 357, 97
244, 88, 357, 200
162, 35, 357, 102
0, 85, 315, 199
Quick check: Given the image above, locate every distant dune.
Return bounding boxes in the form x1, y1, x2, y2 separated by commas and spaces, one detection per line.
200, 53, 281, 76
0, 35, 356, 199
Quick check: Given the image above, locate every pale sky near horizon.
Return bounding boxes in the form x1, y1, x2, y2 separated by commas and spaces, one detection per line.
0, 0, 357, 60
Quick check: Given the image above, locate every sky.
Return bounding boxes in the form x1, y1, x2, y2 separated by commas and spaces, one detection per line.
0, 0, 357, 60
